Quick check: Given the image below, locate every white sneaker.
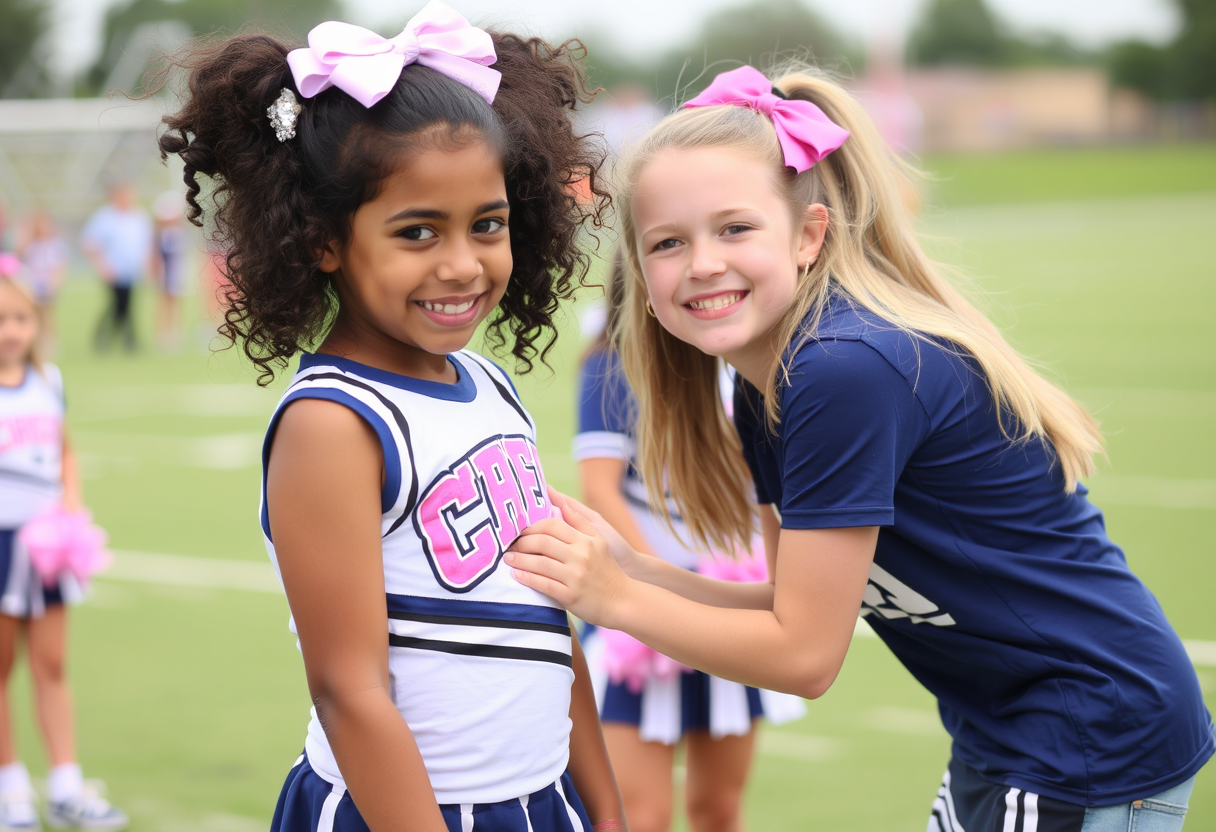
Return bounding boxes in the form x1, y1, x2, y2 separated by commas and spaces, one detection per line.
0, 789, 40, 832
44, 782, 125, 832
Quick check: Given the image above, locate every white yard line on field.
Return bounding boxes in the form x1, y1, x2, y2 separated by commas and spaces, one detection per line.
100, 552, 1216, 668
103, 550, 282, 594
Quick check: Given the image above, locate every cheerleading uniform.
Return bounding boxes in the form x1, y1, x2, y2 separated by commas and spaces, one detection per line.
263, 351, 591, 832
574, 349, 804, 744
0, 364, 82, 618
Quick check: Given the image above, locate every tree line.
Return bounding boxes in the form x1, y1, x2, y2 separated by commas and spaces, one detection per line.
0, 0, 1211, 103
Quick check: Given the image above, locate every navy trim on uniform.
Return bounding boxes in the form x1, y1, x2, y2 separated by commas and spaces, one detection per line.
388, 634, 574, 667
273, 754, 592, 832
260, 387, 403, 541
299, 352, 477, 402
464, 354, 532, 429
389, 609, 571, 636
386, 593, 569, 628
296, 373, 420, 536
0, 530, 64, 613
601, 669, 764, 732
295, 373, 421, 537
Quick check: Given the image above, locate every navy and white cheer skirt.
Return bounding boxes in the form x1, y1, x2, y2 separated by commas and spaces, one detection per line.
583, 625, 805, 745
272, 753, 593, 832
0, 529, 83, 619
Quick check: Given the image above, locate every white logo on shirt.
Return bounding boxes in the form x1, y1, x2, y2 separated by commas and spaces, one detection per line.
861, 563, 955, 627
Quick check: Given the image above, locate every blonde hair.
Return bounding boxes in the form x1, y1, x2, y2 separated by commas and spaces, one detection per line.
0, 277, 42, 370
613, 67, 1103, 553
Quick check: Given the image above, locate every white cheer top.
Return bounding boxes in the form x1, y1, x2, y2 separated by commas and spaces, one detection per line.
0, 363, 64, 528
261, 351, 573, 805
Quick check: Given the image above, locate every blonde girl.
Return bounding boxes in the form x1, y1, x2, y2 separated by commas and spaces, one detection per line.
508, 66, 1212, 832
0, 278, 125, 831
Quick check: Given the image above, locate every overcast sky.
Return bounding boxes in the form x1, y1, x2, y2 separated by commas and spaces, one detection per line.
49, 0, 1182, 78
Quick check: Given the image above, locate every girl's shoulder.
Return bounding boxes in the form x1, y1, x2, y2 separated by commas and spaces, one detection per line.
787, 298, 977, 422
34, 362, 64, 398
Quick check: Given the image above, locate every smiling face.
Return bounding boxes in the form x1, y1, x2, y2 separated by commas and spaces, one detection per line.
320, 136, 512, 379
630, 145, 823, 380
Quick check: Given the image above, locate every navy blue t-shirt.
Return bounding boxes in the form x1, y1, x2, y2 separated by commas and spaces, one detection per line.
733, 296, 1213, 806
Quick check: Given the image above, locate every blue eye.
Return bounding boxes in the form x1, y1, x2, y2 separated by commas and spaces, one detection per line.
652, 238, 681, 252
722, 224, 752, 236
398, 226, 436, 241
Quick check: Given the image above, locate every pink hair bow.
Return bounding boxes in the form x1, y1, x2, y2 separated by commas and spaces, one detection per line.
683, 66, 849, 172
286, 0, 500, 108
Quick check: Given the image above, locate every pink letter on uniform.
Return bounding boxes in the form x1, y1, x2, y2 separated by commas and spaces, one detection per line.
417, 459, 500, 589
502, 436, 549, 526
471, 441, 528, 549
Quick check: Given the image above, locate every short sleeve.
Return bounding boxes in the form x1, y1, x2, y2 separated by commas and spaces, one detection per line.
777, 339, 929, 529
573, 350, 636, 462
732, 375, 771, 504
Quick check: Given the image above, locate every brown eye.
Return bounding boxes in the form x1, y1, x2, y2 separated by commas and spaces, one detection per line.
472, 218, 507, 235
397, 226, 436, 241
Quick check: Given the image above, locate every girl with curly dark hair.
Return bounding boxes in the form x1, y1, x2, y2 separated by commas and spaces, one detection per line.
159, 4, 622, 831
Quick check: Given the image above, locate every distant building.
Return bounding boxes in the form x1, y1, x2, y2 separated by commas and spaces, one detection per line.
850, 67, 1206, 153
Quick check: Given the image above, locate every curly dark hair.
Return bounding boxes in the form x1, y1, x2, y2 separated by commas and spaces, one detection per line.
159, 30, 609, 384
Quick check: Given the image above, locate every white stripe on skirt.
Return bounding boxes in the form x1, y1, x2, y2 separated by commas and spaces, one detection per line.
460, 803, 474, 832
519, 795, 536, 832
317, 782, 345, 832
553, 776, 585, 832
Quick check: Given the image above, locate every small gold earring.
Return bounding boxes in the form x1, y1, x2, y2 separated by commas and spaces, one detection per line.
645, 300, 656, 318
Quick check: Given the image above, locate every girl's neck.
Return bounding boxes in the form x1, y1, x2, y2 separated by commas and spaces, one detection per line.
723, 327, 783, 391
319, 318, 458, 384
0, 360, 27, 388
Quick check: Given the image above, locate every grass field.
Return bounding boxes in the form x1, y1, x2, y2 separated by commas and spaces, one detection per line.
8, 143, 1213, 831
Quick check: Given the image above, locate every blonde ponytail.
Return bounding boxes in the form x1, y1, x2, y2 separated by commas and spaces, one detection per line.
615, 66, 1103, 553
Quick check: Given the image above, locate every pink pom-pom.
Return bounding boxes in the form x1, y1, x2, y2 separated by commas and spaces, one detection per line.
19, 505, 111, 587
697, 539, 768, 583
599, 627, 690, 693
0, 253, 19, 278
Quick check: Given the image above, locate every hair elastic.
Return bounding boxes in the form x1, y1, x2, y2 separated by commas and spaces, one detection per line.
683, 66, 849, 172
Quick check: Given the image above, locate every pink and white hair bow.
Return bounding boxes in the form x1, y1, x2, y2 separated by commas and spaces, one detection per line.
286, 0, 500, 108
683, 66, 849, 172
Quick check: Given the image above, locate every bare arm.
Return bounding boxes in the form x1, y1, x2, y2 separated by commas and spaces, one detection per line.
552, 489, 774, 611
268, 400, 446, 832
760, 504, 780, 582
60, 430, 82, 513
508, 499, 876, 699
566, 631, 625, 828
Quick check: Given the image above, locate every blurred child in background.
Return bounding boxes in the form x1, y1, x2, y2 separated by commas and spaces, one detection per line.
576, 259, 803, 832
16, 211, 69, 357
151, 192, 190, 351
0, 277, 126, 832
80, 185, 152, 354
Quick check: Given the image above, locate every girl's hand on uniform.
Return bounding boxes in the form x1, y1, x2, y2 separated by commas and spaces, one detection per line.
546, 487, 641, 576
507, 504, 631, 627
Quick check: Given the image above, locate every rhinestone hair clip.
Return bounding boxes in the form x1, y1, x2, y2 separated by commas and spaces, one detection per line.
267, 88, 302, 142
